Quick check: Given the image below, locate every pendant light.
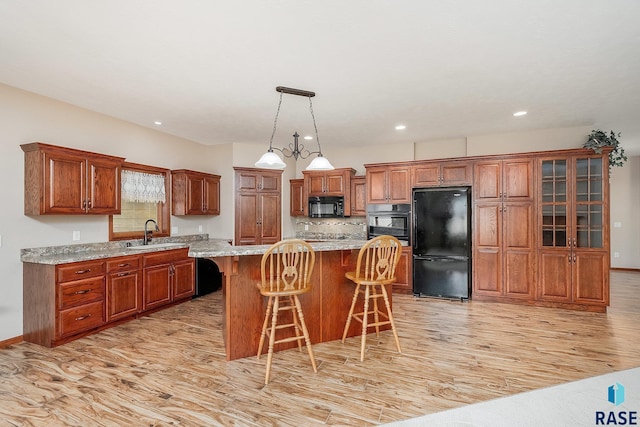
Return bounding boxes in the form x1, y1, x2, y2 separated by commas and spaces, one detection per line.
255, 86, 334, 170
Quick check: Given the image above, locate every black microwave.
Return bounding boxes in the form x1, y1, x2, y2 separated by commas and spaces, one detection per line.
308, 196, 344, 218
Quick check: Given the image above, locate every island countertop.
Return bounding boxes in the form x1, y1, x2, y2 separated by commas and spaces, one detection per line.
187, 239, 370, 258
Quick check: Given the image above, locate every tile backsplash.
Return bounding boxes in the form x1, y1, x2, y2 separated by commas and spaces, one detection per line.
294, 217, 367, 240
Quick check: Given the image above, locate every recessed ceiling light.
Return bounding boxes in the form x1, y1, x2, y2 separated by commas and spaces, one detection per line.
154, 121, 162, 125
395, 125, 406, 130
513, 111, 527, 117
304, 135, 313, 140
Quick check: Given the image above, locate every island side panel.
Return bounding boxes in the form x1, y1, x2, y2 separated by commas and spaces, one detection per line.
320, 249, 392, 343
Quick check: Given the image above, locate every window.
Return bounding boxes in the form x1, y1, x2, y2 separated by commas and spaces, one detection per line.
109, 162, 171, 241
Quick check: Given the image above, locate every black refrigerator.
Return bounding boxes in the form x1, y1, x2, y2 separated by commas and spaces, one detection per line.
412, 187, 471, 300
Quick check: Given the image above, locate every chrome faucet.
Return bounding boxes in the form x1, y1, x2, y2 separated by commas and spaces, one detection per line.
144, 219, 159, 245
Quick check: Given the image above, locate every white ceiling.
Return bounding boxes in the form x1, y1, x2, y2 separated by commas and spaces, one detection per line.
2, 0, 640, 155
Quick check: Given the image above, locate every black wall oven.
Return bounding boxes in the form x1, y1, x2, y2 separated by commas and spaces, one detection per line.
366, 204, 411, 243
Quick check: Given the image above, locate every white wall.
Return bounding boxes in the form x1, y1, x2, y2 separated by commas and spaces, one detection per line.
609, 156, 640, 269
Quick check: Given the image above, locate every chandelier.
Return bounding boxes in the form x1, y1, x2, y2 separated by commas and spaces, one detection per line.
255, 86, 334, 170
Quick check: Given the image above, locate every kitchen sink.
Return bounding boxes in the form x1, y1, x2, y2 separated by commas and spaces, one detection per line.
126, 242, 186, 250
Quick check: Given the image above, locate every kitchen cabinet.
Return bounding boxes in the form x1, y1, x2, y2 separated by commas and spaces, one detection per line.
350, 176, 366, 216
21, 142, 123, 215
412, 160, 472, 188
365, 164, 411, 204
23, 259, 106, 347
171, 169, 221, 215
106, 255, 141, 322
290, 178, 305, 217
473, 158, 535, 300
234, 167, 282, 246
537, 153, 609, 308
303, 168, 356, 216
392, 246, 413, 294
142, 248, 195, 311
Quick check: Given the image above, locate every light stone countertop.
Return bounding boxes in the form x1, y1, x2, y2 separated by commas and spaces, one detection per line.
188, 239, 369, 258
20, 237, 370, 265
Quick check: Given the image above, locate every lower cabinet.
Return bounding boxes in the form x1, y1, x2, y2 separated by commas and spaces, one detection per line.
23, 248, 195, 348
392, 247, 413, 294
142, 248, 195, 311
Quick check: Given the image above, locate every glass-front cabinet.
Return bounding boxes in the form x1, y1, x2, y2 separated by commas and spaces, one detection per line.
538, 153, 609, 306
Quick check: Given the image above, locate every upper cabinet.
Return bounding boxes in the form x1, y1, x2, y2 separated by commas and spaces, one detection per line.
365, 164, 411, 204
412, 160, 472, 188
303, 168, 355, 216
290, 179, 305, 217
350, 176, 366, 216
171, 169, 221, 215
21, 142, 124, 215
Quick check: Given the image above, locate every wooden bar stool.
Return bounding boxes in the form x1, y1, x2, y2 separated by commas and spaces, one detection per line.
341, 235, 402, 361
257, 239, 317, 384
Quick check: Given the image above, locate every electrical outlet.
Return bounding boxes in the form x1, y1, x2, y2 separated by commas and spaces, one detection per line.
198, 225, 203, 233
614, 222, 622, 228
72, 231, 80, 241
304, 225, 309, 231
171, 226, 179, 235
614, 252, 620, 258
0, 234, 2, 247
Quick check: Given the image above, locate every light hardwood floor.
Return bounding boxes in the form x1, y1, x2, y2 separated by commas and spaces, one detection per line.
1, 271, 639, 426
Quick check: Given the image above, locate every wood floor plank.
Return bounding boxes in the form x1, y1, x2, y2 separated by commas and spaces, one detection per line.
1, 271, 639, 426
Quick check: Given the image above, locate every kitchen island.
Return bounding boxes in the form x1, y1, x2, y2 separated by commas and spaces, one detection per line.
189, 239, 393, 361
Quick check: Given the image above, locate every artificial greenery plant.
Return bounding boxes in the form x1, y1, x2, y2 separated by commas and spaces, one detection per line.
583, 129, 628, 170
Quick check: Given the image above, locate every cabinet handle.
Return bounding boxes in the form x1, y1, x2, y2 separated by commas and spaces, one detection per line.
117, 263, 130, 267
573, 254, 577, 263
573, 238, 577, 248
117, 272, 130, 277
87, 200, 92, 208
568, 255, 572, 264
75, 269, 91, 275
82, 200, 87, 209
74, 289, 91, 294
75, 314, 92, 321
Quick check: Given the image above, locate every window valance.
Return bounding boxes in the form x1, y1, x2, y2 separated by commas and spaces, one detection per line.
121, 170, 166, 203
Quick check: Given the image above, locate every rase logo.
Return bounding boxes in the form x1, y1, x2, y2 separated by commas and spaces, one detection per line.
596, 382, 637, 425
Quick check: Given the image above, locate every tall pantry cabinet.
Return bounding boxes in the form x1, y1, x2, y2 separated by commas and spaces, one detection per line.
473, 158, 536, 299
537, 153, 610, 307
234, 167, 283, 246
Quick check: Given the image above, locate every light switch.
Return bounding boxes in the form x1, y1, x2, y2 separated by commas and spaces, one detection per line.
171, 226, 179, 235
614, 222, 622, 228
72, 231, 80, 241
0, 234, 2, 247
198, 225, 203, 233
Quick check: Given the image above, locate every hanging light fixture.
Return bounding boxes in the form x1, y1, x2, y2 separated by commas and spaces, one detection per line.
255, 86, 334, 170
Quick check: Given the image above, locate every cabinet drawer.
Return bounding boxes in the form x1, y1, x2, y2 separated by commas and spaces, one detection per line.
143, 248, 189, 267
106, 256, 140, 272
58, 276, 105, 310
58, 300, 104, 338
57, 261, 105, 282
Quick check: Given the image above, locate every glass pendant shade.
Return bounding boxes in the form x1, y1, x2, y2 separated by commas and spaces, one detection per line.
306, 155, 334, 171
255, 150, 286, 169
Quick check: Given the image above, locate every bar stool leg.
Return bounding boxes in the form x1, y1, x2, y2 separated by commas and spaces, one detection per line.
360, 285, 370, 362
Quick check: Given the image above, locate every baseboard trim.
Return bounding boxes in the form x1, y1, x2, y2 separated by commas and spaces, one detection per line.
611, 267, 640, 272
0, 335, 23, 348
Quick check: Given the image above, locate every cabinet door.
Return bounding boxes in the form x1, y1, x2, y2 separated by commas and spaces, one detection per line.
142, 264, 172, 311
204, 175, 220, 215
539, 251, 572, 301
260, 193, 281, 245
474, 162, 501, 201
186, 175, 205, 214
260, 172, 281, 192
308, 174, 326, 196
350, 177, 366, 216
573, 252, 609, 305
86, 157, 121, 214
44, 151, 86, 214
236, 193, 259, 245
388, 167, 411, 203
107, 270, 141, 322
412, 164, 440, 187
392, 247, 412, 293
503, 159, 533, 201
502, 202, 535, 298
441, 162, 471, 186
290, 179, 305, 216
366, 167, 389, 204
324, 171, 346, 195
173, 259, 195, 300
473, 203, 502, 295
